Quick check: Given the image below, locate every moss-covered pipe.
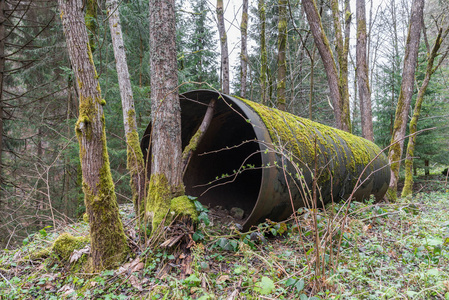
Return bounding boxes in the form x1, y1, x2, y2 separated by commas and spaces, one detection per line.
141, 90, 390, 231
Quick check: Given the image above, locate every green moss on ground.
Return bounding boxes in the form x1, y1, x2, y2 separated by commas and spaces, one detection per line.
53, 233, 90, 262
170, 195, 198, 221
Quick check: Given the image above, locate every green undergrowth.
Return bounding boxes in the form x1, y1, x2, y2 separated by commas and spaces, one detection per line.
2, 189, 449, 299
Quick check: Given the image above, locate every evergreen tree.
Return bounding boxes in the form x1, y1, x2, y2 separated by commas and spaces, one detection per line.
178, 0, 219, 92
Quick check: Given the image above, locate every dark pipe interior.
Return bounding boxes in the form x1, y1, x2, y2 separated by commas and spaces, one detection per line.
140, 91, 263, 219
182, 95, 262, 217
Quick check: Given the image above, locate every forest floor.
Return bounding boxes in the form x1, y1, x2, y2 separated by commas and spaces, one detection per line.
1, 174, 449, 299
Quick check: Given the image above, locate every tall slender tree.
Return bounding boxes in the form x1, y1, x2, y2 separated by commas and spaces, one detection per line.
330, 0, 351, 132
106, 0, 145, 218
259, 0, 268, 105
0, 0, 5, 193
58, 0, 128, 270
387, 0, 424, 201
356, 0, 374, 141
277, 0, 287, 111
240, 0, 249, 98
217, 0, 229, 94
401, 26, 449, 197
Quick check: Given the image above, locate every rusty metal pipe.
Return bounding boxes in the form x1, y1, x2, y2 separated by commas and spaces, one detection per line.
141, 90, 390, 231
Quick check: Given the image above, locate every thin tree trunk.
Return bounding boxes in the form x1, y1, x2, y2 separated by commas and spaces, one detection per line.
277, 0, 287, 111
386, 0, 424, 201
259, 0, 268, 105
106, 0, 146, 218
240, 0, 248, 98
356, 0, 374, 141
424, 159, 429, 176
217, 0, 229, 94
147, 0, 184, 230
63, 79, 73, 219
330, 0, 352, 132
182, 99, 216, 176
58, 0, 128, 270
401, 27, 448, 197
0, 0, 4, 196
309, 47, 316, 120
301, 0, 346, 131
37, 127, 44, 228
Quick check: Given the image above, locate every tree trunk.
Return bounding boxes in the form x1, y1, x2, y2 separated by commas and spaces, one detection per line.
259, 0, 268, 105
106, 0, 146, 219
85, 0, 97, 52
301, 0, 346, 131
147, 0, 184, 230
401, 27, 447, 197
217, 0, 229, 94
330, 0, 351, 132
58, 0, 128, 270
424, 159, 429, 176
386, 0, 424, 201
276, 0, 287, 111
0, 0, 4, 196
309, 48, 316, 120
240, 0, 248, 98
356, 0, 374, 141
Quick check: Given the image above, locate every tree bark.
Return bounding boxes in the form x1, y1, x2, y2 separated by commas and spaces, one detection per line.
147, 0, 184, 230
401, 27, 447, 197
181, 99, 216, 176
386, 0, 424, 201
356, 0, 374, 141
277, 0, 287, 111
106, 0, 146, 219
259, 0, 268, 105
0, 0, 5, 194
308, 48, 316, 120
58, 0, 128, 270
330, 0, 351, 132
217, 0, 229, 94
85, 0, 97, 52
301, 0, 347, 131
240, 0, 248, 98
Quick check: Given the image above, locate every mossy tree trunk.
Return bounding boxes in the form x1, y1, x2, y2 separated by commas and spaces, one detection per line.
356, 0, 374, 141
386, 0, 424, 201
147, 0, 184, 231
401, 26, 448, 197
276, 0, 287, 111
259, 0, 268, 105
58, 0, 128, 270
240, 0, 248, 98
106, 0, 146, 219
217, 0, 229, 94
301, 0, 349, 132
85, 0, 97, 52
330, 0, 351, 133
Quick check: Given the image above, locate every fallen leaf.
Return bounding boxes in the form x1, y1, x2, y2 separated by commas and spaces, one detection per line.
69, 245, 90, 263
58, 284, 75, 296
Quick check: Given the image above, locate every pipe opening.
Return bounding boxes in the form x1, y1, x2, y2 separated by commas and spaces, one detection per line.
181, 93, 262, 219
